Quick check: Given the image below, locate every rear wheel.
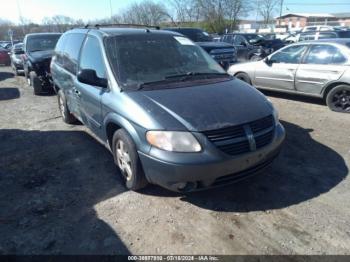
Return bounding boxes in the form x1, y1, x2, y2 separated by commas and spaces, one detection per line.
57, 89, 77, 124
30, 71, 42, 95
326, 85, 350, 113
112, 129, 148, 191
235, 72, 251, 84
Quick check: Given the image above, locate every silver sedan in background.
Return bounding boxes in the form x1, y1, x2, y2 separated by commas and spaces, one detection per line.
228, 39, 350, 113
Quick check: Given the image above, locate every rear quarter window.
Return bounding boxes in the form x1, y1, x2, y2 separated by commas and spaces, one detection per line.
62, 33, 86, 74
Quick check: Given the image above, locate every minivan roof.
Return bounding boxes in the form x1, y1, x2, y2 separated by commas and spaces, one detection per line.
26, 33, 62, 37
69, 27, 182, 37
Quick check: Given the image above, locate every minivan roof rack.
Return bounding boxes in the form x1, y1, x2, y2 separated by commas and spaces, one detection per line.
84, 24, 160, 30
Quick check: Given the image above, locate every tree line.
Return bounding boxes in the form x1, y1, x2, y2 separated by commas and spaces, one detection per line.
0, 0, 281, 41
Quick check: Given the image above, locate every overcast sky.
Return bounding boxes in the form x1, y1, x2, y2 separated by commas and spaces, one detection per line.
1, 0, 349, 24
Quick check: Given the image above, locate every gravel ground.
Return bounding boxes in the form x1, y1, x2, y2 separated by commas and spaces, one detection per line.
0, 66, 349, 255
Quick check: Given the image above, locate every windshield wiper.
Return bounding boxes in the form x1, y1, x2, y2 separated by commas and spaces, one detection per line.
165, 72, 229, 80
137, 78, 183, 90
29, 49, 44, 52
136, 72, 230, 90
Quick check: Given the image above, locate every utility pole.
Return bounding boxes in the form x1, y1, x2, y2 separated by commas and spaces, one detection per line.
16, 0, 25, 36
109, 0, 113, 21
279, 0, 284, 27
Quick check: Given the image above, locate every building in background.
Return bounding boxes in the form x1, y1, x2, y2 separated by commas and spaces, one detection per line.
276, 13, 350, 30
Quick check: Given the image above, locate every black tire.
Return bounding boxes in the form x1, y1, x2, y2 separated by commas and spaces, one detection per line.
57, 89, 77, 124
12, 64, 18, 76
24, 68, 30, 86
112, 129, 148, 191
30, 71, 42, 95
326, 85, 350, 113
235, 72, 252, 84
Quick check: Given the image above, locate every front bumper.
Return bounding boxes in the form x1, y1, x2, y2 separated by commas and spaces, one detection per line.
139, 123, 285, 192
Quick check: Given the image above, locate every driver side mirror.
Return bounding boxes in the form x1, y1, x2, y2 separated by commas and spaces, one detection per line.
77, 69, 108, 88
264, 57, 274, 65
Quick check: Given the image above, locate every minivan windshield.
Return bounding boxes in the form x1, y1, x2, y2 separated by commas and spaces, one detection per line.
105, 34, 227, 90
27, 34, 61, 52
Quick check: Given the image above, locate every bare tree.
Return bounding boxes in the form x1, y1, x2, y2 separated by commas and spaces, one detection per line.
42, 15, 78, 32
257, 0, 280, 25
170, 0, 200, 23
119, 0, 171, 26
195, 0, 226, 33
224, 0, 251, 32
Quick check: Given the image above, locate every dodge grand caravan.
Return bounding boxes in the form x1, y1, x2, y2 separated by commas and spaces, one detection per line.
51, 25, 285, 192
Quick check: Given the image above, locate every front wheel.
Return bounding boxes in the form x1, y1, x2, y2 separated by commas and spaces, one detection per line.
112, 129, 148, 191
30, 71, 43, 95
326, 85, 350, 113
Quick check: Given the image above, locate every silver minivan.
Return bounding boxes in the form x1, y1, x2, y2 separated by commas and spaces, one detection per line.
228, 39, 350, 113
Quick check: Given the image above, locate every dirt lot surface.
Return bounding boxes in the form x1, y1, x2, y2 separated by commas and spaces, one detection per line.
0, 66, 350, 255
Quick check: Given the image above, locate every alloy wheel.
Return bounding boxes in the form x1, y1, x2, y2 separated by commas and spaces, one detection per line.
332, 89, 350, 112
116, 140, 133, 181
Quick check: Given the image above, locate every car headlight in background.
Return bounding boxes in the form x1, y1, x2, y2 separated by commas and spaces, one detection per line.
146, 131, 202, 152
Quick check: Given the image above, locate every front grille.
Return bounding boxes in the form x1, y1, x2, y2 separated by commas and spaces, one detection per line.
211, 155, 276, 187
203, 115, 274, 156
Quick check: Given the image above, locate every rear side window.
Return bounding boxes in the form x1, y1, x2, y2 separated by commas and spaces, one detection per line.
222, 35, 233, 43
79, 36, 106, 79
234, 35, 246, 45
305, 45, 346, 65
55, 35, 67, 66
63, 33, 85, 74
270, 45, 308, 64
318, 32, 337, 40
55, 35, 66, 53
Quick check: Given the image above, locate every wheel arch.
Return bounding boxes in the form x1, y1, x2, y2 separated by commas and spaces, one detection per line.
322, 82, 350, 100
234, 71, 252, 85
103, 113, 147, 152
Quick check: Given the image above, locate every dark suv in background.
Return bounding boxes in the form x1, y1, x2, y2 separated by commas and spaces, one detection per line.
50, 25, 285, 192
221, 33, 285, 62
164, 27, 237, 69
23, 33, 61, 95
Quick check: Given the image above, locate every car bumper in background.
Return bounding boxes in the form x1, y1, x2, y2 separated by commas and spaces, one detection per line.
139, 123, 285, 192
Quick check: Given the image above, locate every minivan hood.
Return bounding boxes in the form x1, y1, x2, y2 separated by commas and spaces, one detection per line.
131, 79, 272, 132
28, 50, 54, 62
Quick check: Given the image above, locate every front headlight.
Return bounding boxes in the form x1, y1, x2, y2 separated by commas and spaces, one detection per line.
146, 131, 202, 152
266, 98, 279, 125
